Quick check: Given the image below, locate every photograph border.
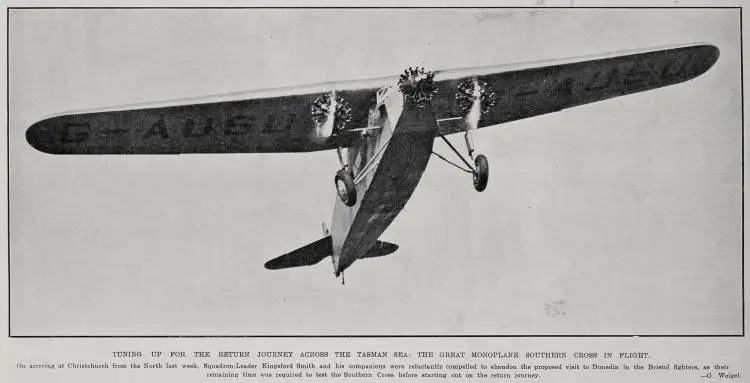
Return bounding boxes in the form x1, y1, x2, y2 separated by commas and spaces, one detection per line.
6, 5, 744, 338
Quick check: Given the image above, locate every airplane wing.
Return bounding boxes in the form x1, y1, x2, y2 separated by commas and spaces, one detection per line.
431, 43, 719, 135
26, 43, 718, 155
26, 82, 383, 154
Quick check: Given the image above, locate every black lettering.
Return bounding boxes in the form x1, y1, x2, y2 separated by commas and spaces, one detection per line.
182, 118, 213, 137
144, 119, 169, 139
263, 114, 277, 132
644, 61, 664, 84
284, 113, 297, 131
660, 57, 690, 80
553, 77, 575, 98
584, 69, 619, 92
223, 115, 255, 136
677, 54, 701, 77
623, 65, 653, 88
60, 122, 90, 143
514, 87, 538, 113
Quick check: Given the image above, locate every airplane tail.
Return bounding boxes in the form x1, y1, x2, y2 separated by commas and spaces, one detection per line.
264, 234, 398, 271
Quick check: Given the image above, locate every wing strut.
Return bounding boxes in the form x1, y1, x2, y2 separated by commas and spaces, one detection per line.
433, 133, 490, 192
432, 133, 476, 174
431, 150, 473, 174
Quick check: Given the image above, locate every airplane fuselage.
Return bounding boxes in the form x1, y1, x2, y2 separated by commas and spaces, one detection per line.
331, 89, 438, 275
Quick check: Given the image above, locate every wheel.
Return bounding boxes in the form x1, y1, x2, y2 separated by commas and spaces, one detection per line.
335, 168, 357, 206
473, 154, 489, 192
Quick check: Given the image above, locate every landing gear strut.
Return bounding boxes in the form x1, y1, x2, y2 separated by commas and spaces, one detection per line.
335, 146, 357, 206
432, 132, 489, 192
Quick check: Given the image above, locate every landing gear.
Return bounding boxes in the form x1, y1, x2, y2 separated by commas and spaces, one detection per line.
473, 154, 489, 192
432, 132, 490, 192
334, 146, 357, 206
465, 130, 489, 192
335, 168, 356, 206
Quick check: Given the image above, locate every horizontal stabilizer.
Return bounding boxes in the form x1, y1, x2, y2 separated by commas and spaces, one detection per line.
361, 241, 399, 259
264, 236, 332, 270
265, 237, 398, 271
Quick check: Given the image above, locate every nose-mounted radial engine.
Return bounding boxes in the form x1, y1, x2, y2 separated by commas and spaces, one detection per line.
316, 69, 498, 208
398, 66, 438, 109
317, 67, 444, 208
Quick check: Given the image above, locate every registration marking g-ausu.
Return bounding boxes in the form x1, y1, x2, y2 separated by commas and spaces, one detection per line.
54, 51, 698, 146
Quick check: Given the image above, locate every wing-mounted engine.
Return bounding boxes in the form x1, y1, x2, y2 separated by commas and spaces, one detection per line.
311, 92, 352, 139
455, 78, 497, 131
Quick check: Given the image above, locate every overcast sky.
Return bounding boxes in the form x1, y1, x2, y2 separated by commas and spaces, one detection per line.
9, 8, 742, 335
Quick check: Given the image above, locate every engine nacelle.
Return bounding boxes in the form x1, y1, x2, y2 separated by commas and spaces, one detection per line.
311, 93, 352, 139
455, 78, 497, 131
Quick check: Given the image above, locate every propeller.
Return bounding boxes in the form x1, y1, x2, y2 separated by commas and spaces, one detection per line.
398, 66, 438, 109
455, 78, 497, 115
311, 93, 352, 138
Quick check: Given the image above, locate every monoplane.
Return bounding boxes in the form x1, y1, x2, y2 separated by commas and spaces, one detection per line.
26, 43, 719, 281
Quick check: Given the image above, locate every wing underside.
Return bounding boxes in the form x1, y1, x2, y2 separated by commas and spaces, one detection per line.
26, 44, 718, 155
433, 44, 719, 134
26, 89, 377, 154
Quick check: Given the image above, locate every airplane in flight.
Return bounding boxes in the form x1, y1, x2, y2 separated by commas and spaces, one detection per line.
26, 43, 719, 283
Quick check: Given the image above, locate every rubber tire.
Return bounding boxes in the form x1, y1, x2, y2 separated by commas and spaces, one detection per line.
473, 154, 489, 192
335, 169, 357, 206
